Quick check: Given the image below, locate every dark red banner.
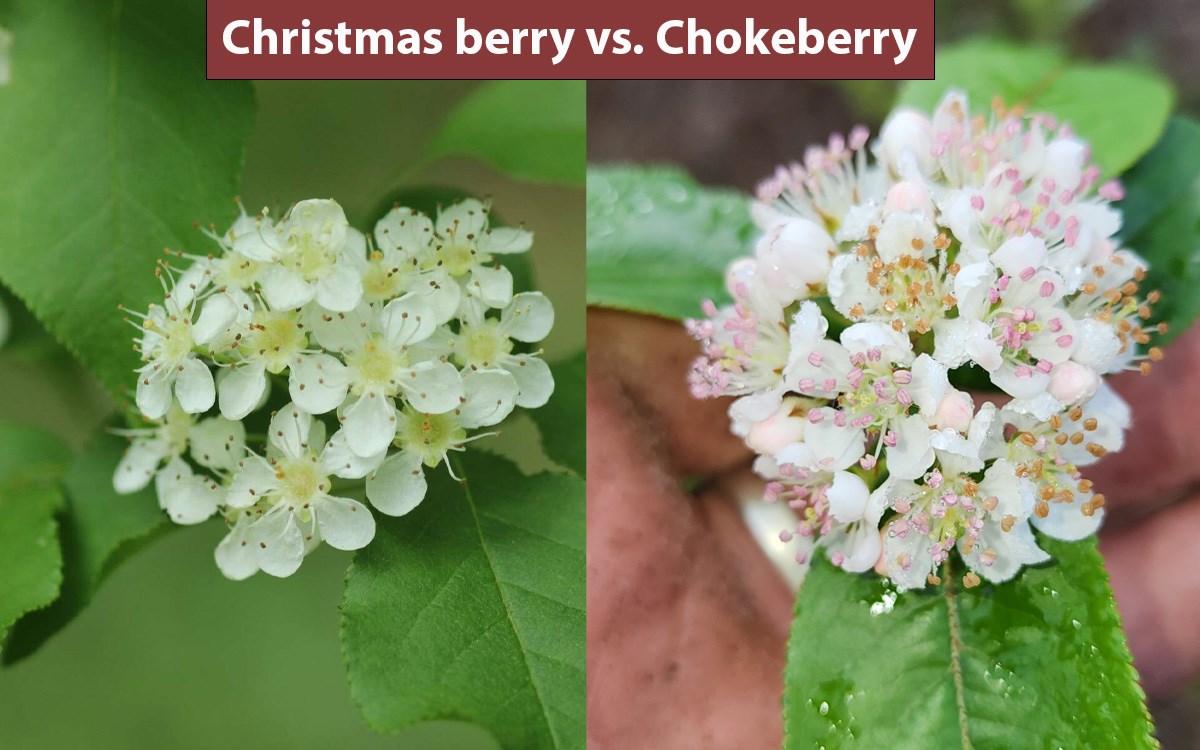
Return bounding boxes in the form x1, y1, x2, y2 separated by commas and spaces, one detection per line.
206, 1, 934, 80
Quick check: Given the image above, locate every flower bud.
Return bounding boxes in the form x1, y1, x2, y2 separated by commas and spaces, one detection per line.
884, 181, 933, 215
932, 391, 974, 433
879, 108, 934, 174
745, 398, 808, 455
1048, 361, 1101, 406
755, 218, 835, 305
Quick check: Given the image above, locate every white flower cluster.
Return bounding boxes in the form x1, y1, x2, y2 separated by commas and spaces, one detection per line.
113, 198, 554, 579
689, 90, 1163, 591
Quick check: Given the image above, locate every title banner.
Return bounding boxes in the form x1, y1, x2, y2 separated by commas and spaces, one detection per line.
206, 1, 934, 79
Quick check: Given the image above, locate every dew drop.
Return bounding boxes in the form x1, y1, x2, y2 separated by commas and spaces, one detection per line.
819, 701, 830, 716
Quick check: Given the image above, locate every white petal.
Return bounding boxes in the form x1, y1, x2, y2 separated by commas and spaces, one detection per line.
991, 364, 1051, 401
311, 305, 372, 353
416, 272, 462, 324
366, 450, 428, 516
286, 199, 348, 251
804, 412, 866, 471
398, 361, 464, 414
827, 471, 870, 523
380, 292, 437, 345
175, 358, 216, 414
991, 235, 1048, 277
250, 509, 306, 578
288, 353, 350, 415
190, 417, 247, 472
114, 438, 167, 494
269, 402, 314, 457
828, 523, 882, 574
477, 227, 533, 255
231, 223, 282, 262
503, 355, 554, 409
503, 292, 555, 343
887, 414, 936, 480
466, 265, 514, 308
437, 198, 488, 237
226, 455, 278, 509
908, 353, 949, 414
217, 363, 268, 421
321, 429, 387, 479
840, 322, 913, 365
315, 495, 376, 550
1032, 501, 1104, 541
961, 519, 1049, 584
136, 374, 172, 420
314, 263, 364, 312
459, 369, 519, 428
343, 393, 398, 457
260, 265, 316, 311
192, 294, 238, 346
156, 464, 221, 525
374, 206, 434, 254
215, 522, 259, 580
883, 521, 935, 591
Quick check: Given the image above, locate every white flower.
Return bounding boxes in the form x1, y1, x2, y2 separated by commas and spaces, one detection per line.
302, 296, 463, 457
216, 307, 309, 420
449, 293, 555, 408
753, 217, 836, 305
132, 291, 236, 418
432, 199, 533, 311
215, 404, 375, 580
231, 199, 363, 312
365, 369, 520, 516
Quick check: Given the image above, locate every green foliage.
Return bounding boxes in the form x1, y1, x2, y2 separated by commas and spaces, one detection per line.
586, 166, 755, 320
0, 422, 71, 648
426, 81, 585, 186
342, 452, 584, 749
529, 351, 586, 475
5, 431, 167, 663
784, 538, 1154, 749
898, 39, 1173, 178
0, 0, 255, 397
1117, 117, 1200, 345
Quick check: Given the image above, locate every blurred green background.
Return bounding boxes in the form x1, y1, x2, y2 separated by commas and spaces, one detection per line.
0, 81, 584, 749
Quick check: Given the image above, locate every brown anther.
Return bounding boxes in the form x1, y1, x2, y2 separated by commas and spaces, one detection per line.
1086, 443, 1107, 458
1149, 347, 1164, 361
933, 234, 950, 250
1049, 415, 1063, 430
963, 572, 981, 589
1039, 485, 1055, 501
1121, 282, 1139, 296
891, 319, 904, 332
1093, 494, 1106, 508
849, 303, 865, 318
1077, 479, 1093, 493
1068, 406, 1084, 422
1001, 515, 1016, 532
1019, 432, 1038, 447
1035, 501, 1050, 518
1070, 432, 1085, 445
1081, 282, 1098, 295
947, 262, 961, 276
910, 238, 925, 251
1082, 418, 1098, 431
1081, 502, 1095, 517
1140, 361, 1153, 375
927, 574, 942, 586
1147, 290, 1161, 303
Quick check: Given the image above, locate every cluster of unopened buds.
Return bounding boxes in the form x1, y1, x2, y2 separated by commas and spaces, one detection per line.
688, 90, 1163, 591
113, 197, 554, 579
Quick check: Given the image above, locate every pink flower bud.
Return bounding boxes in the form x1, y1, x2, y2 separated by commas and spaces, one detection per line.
932, 391, 974, 433
884, 181, 933, 214
1048, 361, 1101, 406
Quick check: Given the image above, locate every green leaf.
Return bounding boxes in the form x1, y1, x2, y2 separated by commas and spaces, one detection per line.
586, 166, 755, 321
365, 185, 534, 295
897, 39, 1173, 177
426, 80, 585, 186
342, 451, 584, 749
0, 422, 71, 648
528, 350, 585, 475
0, 0, 255, 397
1116, 117, 1200, 345
783, 538, 1154, 749
4, 430, 167, 663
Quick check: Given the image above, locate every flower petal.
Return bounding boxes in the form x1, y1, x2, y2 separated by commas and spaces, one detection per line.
314, 262, 364, 312
226, 455, 277, 509
466, 265, 514, 309
343, 392, 398, 457
503, 354, 554, 409
269, 402, 314, 457
175, 358, 216, 414
398, 361, 464, 414
459, 369, 519, 429
215, 521, 259, 580
192, 294, 239, 346
379, 292, 437, 345
190, 416, 247, 472
288, 353, 350, 415
114, 438, 167, 494
260, 265, 315, 311
477, 227, 533, 255
827, 470, 870, 523
366, 450, 428, 516
321, 429, 387, 479
503, 292, 554, 343
136, 373, 172, 419
315, 495, 376, 550
217, 363, 268, 421
250, 509, 306, 578
436, 198, 488, 237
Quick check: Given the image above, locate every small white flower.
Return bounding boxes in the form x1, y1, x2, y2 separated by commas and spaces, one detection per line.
432, 199, 533, 311
365, 369, 519, 516
215, 404, 375, 580
231, 199, 363, 312
449, 293, 555, 408
132, 292, 235, 419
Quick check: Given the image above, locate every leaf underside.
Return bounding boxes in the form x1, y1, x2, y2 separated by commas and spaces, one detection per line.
784, 538, 1155, 749
0, 0, 255, 397
341, 451, 585, 749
